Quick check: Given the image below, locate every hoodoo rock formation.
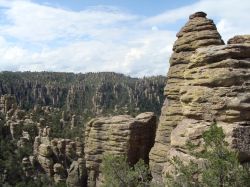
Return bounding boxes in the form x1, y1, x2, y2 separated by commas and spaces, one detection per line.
149, 11, 250, 184
84, 112, 157, 186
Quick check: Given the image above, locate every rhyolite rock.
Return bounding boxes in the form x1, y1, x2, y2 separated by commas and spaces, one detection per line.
149, 11, 224, 184
84, 112, 157, 186
149, 11, 250, 184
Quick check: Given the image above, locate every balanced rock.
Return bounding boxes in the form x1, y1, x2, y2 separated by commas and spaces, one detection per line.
84, 112, 156, 186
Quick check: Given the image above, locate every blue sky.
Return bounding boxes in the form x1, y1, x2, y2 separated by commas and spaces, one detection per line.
36, 0, 197, 16
0, 0, 250, 77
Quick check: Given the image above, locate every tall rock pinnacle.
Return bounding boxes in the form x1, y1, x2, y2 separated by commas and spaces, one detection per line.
149, 12, 224, 184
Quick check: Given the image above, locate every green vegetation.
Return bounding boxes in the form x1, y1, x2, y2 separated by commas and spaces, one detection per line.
166, 123, 250, 187
101, 155, 151, 187
0, 71, 165, 116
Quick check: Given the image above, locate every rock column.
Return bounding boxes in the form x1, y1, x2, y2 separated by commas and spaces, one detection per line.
149, 12, 224, 183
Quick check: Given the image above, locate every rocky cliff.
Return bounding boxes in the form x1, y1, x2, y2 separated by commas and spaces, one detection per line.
149, 11, 250, 184
0, 72, 165, 116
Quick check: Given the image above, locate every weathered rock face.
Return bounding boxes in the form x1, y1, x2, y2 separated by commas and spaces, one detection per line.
149, 12, 224, 183
150, 12, 250, 184
180, 38, 250, 161
84, 112, 157, 186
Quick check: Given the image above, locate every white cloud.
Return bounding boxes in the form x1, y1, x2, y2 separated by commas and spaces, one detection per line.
143, 0, 250, 42
0, 0, 249, 77
0, 1, 137, 42
0, 0, 176, 77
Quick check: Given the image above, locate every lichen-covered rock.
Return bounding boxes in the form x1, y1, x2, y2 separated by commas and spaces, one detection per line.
149, 11, 224, 184
84, 112, 156, 186
149, 12, 250, 184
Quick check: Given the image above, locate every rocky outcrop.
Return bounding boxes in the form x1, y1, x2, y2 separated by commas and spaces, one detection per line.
149, 12, 250, 184
84, 112, 157, 186
149, 12, 224, 183
179, 37, 250, 160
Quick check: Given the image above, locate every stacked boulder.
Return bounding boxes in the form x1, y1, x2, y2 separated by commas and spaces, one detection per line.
84, 112, 157, 186
149, 12, 224, 183
149, 11, 250, 184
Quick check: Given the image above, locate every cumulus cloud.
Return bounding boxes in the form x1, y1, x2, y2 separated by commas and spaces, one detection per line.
0, 0, 249, 77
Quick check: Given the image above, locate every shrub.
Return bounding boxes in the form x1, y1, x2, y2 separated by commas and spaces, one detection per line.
101, 154, 151, 187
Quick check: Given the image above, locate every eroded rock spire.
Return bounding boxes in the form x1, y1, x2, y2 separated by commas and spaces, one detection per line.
149, 11, 224, 184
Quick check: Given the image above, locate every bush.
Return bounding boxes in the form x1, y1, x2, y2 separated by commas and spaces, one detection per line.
101, 154, 151, 187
